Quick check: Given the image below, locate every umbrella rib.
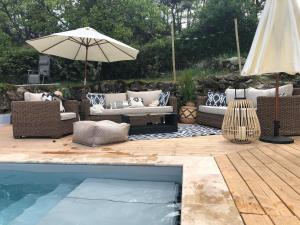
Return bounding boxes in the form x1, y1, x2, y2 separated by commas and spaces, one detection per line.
73, 43, 82, 60
106, 41, 136, 59
89, 40, 108, 47
94, 38, 110, 62
69, 37, 85, 45
41, 38, 70, 53
79, 37, 87, 46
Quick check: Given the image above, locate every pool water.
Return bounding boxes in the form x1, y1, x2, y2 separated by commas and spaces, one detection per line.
0, 164, 182, 225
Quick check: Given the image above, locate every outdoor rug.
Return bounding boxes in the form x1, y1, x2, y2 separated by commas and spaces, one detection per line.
129, 124, 221, 141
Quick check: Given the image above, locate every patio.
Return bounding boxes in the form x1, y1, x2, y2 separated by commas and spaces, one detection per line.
1, 125, 299, 225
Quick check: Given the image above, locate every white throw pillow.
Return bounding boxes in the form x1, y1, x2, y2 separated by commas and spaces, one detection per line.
24, 92, 44, 101
90, 104, 104, 114
41, 93, 53, 102
127, 90, 162, 106
104, 93, 127, 107
128, 97, 144, 108
266, 84, 293, 97
246, 88, 269, 107
225, 89, 246, 104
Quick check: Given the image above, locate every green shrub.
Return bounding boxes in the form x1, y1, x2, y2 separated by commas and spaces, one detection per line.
0, 83, 16, 93
178, 72, 196, 106
0, 47, 38, 84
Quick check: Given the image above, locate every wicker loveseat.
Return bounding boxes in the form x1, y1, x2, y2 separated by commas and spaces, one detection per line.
197, 87, 300, 136
81, 92, 177, 123
11, 100, 79, 138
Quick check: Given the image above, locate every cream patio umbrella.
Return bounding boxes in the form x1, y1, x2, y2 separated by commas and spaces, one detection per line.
26, 27, 139, 86
241, 0, 300, 144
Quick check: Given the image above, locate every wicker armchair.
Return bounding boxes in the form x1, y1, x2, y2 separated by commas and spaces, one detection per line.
197, 88, 300, 136
11, 100, 79, 138
80, 96, 178, 122
257, 95, 300, 136
196, 96, 224, 128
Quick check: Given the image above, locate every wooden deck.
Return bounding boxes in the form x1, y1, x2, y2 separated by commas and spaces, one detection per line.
1, 125, 300, 224
215, 144, 300, 225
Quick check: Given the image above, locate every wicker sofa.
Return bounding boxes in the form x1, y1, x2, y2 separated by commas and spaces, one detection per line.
197, 87, 300, 136
81, 92, 177, 123
11, 100, 79, 138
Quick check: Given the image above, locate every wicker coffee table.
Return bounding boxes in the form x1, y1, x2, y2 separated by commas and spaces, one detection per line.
121, 113, 178, 135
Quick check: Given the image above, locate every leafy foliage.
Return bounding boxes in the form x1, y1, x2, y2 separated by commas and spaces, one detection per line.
178, 71, 196, 105
178, 0, 258, 62
0, 0, 263, 84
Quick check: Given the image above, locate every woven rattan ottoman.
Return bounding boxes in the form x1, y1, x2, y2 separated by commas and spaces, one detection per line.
73, 120, 130, 147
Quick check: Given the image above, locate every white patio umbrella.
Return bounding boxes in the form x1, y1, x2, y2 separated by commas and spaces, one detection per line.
241, 0, 300, 144
26, 27, 139, 86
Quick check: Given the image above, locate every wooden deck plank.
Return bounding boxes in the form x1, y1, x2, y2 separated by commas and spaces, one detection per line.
268, 145, 300, 166
249, 149, 300, 194
258, 146, 300, 178
227, 153, 292, 216
270, 216, 300, 225
291, 141, 300, 150
215, 155, 265, 214
242, 214, 274, 225
278, 145, 300, 158
0, 125, 262, 157
239, 151, 300, 219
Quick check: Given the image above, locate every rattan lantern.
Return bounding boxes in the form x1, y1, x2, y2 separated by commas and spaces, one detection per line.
222, 98, 261, 144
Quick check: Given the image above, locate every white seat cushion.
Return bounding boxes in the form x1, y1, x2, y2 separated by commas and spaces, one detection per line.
90, 106, 173, 116
60, 112, 77, 121
199, 105, 227, 116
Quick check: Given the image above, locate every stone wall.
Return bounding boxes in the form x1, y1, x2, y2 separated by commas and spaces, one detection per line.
196, 57, 246, 72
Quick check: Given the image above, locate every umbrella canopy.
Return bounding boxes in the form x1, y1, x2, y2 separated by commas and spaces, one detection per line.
26, 27, 139, 85
242, 0, 300, 76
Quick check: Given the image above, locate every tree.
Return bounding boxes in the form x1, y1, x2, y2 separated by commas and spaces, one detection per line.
0, 0, 264, 83
177, 0, 258, 62
159, 0, 200, 32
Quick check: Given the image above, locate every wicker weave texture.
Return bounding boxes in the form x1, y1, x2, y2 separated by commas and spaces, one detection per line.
257, 95, 300, 136
12, 100, 79, 138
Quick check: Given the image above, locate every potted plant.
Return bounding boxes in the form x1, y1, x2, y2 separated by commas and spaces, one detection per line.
178, 73, 197, 124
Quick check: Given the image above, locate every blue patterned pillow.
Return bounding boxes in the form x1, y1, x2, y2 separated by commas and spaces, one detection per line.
205, 91, 226, 107
159, 91, 170, 106
86, 93, 106, 107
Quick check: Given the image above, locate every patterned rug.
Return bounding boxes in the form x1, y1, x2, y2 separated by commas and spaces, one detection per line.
129, 124, 221, 141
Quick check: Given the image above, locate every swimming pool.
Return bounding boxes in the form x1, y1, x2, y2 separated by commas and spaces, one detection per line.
0, 163, 182, 225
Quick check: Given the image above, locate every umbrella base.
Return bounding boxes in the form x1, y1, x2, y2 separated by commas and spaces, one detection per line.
260, 136, 294, 144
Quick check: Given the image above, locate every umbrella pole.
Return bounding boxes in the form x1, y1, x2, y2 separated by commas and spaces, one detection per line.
83, 46, 89, 96
274, 73, 280, 136
84, 46, 88, 93
259, 72, 294, 144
